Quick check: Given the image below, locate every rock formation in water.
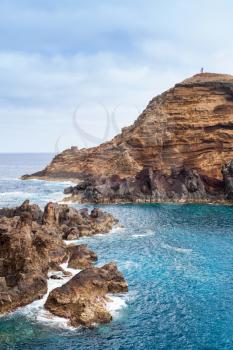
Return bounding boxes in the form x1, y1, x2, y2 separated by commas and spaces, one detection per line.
0, 210, 65, 313
45, 262, 128, 327
0, 200, 121, 315
23, 73, 233, 181
0, 199, 43, 222
42, 202, 117, 239
221, 159, 233, 200
0, 200, 118, 240
67, 244, 98, 269
63, 164, 230, 203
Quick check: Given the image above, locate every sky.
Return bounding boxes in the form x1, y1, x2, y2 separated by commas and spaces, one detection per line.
1, 0, 233, 152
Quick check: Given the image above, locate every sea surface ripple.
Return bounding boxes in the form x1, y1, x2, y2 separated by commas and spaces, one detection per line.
0, 154, 232, 350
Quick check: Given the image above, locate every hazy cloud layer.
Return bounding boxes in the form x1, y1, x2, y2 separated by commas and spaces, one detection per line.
1, 0, 233, 152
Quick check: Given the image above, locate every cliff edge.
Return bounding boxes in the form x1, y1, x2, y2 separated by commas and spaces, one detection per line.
24, 73, 233, 181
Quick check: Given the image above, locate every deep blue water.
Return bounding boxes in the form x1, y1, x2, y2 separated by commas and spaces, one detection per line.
0, 154, 232, 350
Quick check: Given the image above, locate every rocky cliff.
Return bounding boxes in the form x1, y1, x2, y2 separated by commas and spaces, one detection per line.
24, 73, 233, 180
0, 200, 126, 321
23, 73, 233, 203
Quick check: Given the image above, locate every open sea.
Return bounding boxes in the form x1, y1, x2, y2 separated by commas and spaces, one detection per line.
0, 153, 232, 350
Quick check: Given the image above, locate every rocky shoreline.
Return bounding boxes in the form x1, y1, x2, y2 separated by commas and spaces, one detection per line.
62, 160, 233, 204
0, 200, 128, 327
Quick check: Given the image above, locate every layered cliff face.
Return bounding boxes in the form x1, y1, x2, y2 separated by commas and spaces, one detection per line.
24, 73, 233, 182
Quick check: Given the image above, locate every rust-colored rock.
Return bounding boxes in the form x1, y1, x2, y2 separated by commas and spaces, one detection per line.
0, 212, 49, 313
67, 244, 97, 269
41, 203, 117, 239
0, 201, 119, 314
0, 199, 43, 222
45, 262, 128, 327
24, 73, 233, 182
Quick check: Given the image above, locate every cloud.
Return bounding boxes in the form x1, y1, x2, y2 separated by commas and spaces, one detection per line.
0, 50, 184, 152
1, 0, 233, 152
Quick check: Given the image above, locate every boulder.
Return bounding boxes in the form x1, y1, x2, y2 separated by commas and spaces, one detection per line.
45, 262, 128, 327
67, 244, 97, 269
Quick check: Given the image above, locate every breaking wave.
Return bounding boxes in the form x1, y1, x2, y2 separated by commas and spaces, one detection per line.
161, 243, 193, 254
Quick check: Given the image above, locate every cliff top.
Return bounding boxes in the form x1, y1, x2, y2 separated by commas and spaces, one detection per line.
181, 72, 233, 85
23, 71, 233, 182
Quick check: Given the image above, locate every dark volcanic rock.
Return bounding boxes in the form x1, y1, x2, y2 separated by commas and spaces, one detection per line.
221, 160, 233, 199
45, 262, 128, 327
67, 244, 98, 269
64, 164, 228, 203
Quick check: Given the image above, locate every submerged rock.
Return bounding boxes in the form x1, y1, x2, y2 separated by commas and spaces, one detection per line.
45, 262, 128, 327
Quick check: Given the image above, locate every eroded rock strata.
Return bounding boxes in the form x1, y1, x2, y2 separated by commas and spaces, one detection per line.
45, 262, 128, 327
0, 201, 123, 320
23, 73, 233, 204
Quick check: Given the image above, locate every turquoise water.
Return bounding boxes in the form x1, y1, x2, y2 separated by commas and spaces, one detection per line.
0, 154, 232, 350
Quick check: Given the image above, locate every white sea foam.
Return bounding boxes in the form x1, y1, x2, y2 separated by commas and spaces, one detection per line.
16, 262, 77, 330
58, 200, 73, 205
122, 260, 139, 269
132, 234, 146, 238
110, 225, 125, 234
63, 225, 126, 245
105, 290, 136, 319
106, 295, 127, 318
43, 180, 76, 186
0, 190, 65, 207
92, 225, 125, 237
0, 191, 33, 197
132, 229, 154, 238
27, 179, 44, 183
44, 192, 65, 201
60, 262, 79, 276
15, 259, 127, 329
64, 239, 78, 246
28, 179, 76, 186
161, 243, 192, 254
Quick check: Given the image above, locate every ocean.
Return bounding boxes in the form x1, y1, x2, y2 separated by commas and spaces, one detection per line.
0, 153, 232, 350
